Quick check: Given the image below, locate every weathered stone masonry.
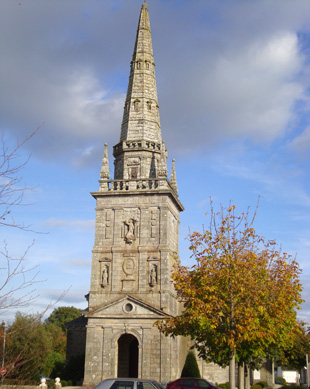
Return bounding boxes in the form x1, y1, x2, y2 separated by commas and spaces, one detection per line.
82, 3, 187, 386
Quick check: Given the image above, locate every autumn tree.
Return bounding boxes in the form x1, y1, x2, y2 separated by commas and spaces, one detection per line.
156, 202, 303, 389
280, 322, 310, 372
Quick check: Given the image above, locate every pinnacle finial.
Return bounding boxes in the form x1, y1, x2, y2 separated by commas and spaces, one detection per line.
100, 143, 110, 180
170, 159, 178, 194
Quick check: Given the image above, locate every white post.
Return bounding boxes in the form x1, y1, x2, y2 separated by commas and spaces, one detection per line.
306, 354, 309, 388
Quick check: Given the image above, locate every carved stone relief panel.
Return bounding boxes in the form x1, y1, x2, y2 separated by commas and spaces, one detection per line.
105, 210, 113, 239
121, 208, 140, 244
150, 208, 159, 240
122, 257, 135, 277
122, 254, 136, 292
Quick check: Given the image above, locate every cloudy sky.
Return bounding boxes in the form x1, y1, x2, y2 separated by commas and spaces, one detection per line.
0, 0, 309, 323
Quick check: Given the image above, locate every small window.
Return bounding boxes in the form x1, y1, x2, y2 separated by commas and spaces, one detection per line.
134, 100, 139, 112
125, 303, 133, 312
131, 167, 137, 179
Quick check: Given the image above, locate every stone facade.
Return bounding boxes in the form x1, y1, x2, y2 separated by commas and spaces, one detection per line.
83, 3, 187, 387
79, 2, 229, 387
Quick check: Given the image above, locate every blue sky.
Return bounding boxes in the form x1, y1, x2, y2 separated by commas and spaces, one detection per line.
0, 0, 309, 323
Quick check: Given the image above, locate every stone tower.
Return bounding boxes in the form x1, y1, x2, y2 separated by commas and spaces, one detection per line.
83, 2, 185, 386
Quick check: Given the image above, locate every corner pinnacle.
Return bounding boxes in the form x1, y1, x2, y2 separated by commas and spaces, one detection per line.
100, 143, 110, 180
170, 159, 178, 195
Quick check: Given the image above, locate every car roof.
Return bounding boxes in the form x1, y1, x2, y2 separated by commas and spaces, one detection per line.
95, 378, 160, 388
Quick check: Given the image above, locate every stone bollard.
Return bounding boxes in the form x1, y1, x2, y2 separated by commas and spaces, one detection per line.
39, 378, 47, 388
55, 377, 62, 388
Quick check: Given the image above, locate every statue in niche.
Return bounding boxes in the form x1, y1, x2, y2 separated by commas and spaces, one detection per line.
124, 218, 135, 243
149, 264, 157, 287
101, 264, 109, 287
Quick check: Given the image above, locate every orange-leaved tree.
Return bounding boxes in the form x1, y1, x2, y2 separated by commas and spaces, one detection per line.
156, 202, 303, 389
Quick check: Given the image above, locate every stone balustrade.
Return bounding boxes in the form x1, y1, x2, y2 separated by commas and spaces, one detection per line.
99, 178, 172, 192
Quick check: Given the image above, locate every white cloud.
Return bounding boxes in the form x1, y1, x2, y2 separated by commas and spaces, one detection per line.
43, 218, 95, 231
64, 259, 91, 268
290, 127, 310, 159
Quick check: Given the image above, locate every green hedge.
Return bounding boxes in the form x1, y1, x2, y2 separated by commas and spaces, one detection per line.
256, 381, 268, 388
218, 383, 229, 389
275, 377, 286, 385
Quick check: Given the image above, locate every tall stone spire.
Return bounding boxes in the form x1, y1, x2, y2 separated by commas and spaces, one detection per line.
83, 4, 185, 385
119, 1, 161, 143
96, 1, 182, 206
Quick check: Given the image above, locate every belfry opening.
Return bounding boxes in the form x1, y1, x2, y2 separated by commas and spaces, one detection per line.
117, 334, 139, 378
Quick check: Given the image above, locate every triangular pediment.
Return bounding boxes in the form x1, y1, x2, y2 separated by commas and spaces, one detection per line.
87, 295, 170, 319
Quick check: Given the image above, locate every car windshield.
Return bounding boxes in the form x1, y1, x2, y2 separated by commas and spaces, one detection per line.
111, 381, 135, 389
181, 379, 195, 387
196, 380, 213, 389
137, 382, 156, 389
152, 382, 164, 389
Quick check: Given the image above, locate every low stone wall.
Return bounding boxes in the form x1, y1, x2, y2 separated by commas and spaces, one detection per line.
0, 384, 93, 389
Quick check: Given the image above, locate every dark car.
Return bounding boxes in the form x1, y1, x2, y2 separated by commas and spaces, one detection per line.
95, 378, 163, 389
167, 378, 219, 389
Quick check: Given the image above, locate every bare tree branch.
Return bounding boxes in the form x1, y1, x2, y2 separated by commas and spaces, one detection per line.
0, 126, 42, 231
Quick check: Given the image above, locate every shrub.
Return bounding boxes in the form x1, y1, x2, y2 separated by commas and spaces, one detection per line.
218, 383, 229, 389
275, 378, 286, 385
256, 382, 268, 388
251, 385, 262, 389
281, 386, 304, 389
181, 351, 201, 378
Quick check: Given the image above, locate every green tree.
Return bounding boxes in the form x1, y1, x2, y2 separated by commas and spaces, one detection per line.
181, 351, 201, 378
156, 202, 303, 389
280, 323, 310, 371
5, 312, 53, 382
45, 306, 81, 333
43, 306, 81, 379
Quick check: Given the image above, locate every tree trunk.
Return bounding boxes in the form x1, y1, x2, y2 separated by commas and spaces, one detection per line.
261, 359, 274, 387
229, 351, 236, 389
244, 364, 250, 389
238, 363, 244, 389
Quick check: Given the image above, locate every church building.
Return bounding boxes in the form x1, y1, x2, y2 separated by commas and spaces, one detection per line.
82, 2, 188, 386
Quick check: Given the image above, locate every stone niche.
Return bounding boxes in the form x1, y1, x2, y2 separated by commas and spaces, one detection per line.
147, 256, 159, 289
99, 258, 111, 292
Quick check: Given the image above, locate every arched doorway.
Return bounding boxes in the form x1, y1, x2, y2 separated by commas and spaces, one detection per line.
117, 334, 139, 378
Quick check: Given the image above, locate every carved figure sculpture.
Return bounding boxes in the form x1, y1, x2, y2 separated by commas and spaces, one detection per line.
149, 264, 157, 287
55, 377, 62, 388
124, 219, 135, 243
101, 265, 109, 287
